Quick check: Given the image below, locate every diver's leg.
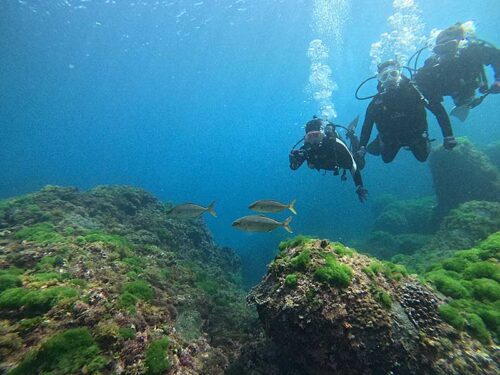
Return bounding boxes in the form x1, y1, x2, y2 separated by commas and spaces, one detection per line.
381, 141, 400, 163
411, 138, 431, 162
366, 135, 382, 156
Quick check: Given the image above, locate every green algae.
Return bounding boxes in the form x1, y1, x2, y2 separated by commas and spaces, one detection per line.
285, 274, 298, 288
290, 249, 311, 271
374, 287, 392, 309
465, 313, 492, 344
123, 280, 154, 300
422, 232, 500, 343
15, 223, 65, 245
0, 268, 23, 292
278, 235, 314, 251
439, 305, 466, 330
145, 337, 171, 375
333, 242, 354, 257
9, 327, 106, 375
314, 253, 352, 288
78, 231, 131, 249
0, 286, 79, 316
118, 327, 135, 340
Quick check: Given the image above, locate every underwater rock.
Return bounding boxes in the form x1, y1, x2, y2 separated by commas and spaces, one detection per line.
360, 196, 435, 259
429, 138, 500, 219
372, 195, 436, 235
0, 185, 256, 374
248, 237, 498, 375
483, 141, 500, 170
363, 230, 433, 259
397, 200, 500, 271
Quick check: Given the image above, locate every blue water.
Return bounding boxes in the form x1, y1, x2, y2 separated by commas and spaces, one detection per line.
1, 0, 498, 285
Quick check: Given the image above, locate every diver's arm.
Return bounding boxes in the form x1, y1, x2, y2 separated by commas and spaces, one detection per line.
359, 103, 376, 148
426, 101, 453, 138
478, 43, 500, 80
352, 169, 363, 187
351, 169, 368, 202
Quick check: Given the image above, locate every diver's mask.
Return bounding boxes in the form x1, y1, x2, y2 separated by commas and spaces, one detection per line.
377, 66, 401, 89
304, 130, 324, 145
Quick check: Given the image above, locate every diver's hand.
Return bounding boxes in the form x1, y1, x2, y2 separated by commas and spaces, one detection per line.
443, 136, 457, 150
356, 186, 368, 203
490, 80, 500, 94
356, 146, 367, 160
289, 150, 304, 170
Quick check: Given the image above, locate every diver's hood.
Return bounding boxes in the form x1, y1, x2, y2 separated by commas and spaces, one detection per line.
434, 24, 464, 55
305, 119, 322, 133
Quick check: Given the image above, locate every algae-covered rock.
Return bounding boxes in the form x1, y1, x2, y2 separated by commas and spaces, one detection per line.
484, 141, 500, 170
247, 238, 498, 375
397, 201, 500, 271
0, 185, 256, 374
364, 230, 433, 259
361, 196, 435, 259
429, 138, 500, 218
372, 195, 436, 235
407, 232, 500, 345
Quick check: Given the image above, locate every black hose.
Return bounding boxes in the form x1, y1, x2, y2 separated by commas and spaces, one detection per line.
355, 75, 378, 100
407, 44, 430, 71
291, 137, 304, 151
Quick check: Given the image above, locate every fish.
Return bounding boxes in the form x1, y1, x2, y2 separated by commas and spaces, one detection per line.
166, 201, 216, 219
232, 215, 293, 233
248, 199, 297, 215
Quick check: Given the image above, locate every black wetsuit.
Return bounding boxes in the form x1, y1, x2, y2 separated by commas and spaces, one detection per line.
359, 77, 453, 163
290, 135, 363, 188
415, 41, 500, 106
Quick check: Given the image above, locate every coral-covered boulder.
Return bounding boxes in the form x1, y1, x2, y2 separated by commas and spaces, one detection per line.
248, 237, 498, 375
429, 138, 500, 218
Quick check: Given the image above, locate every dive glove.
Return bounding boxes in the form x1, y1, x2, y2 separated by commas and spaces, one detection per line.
356, 185, 368, 203
443, 136, 457, 150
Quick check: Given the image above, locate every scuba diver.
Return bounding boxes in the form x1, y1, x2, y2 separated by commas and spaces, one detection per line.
357, 60, 456, 164
289, 116, 368, 202
414, 22, 500, 121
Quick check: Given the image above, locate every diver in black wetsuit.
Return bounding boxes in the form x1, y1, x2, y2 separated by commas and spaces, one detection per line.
357, 60, 456, 164
414, 23, 500, 121
289, 117, 368, 202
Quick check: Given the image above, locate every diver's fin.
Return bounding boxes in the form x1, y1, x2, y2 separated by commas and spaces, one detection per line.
450, 105, 470, 122
207, 201, 217, 218
288, 199, 297, 215
282, 216, 293, 233
347, 115, 360, 133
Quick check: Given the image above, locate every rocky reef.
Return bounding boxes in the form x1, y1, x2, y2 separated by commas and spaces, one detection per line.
362, 195, 435, 259
243, 237, 498, 375
429, 139, 500, 219
422, 232, 500, 345
0, 186, 256, 374
395, 200, 500, 271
